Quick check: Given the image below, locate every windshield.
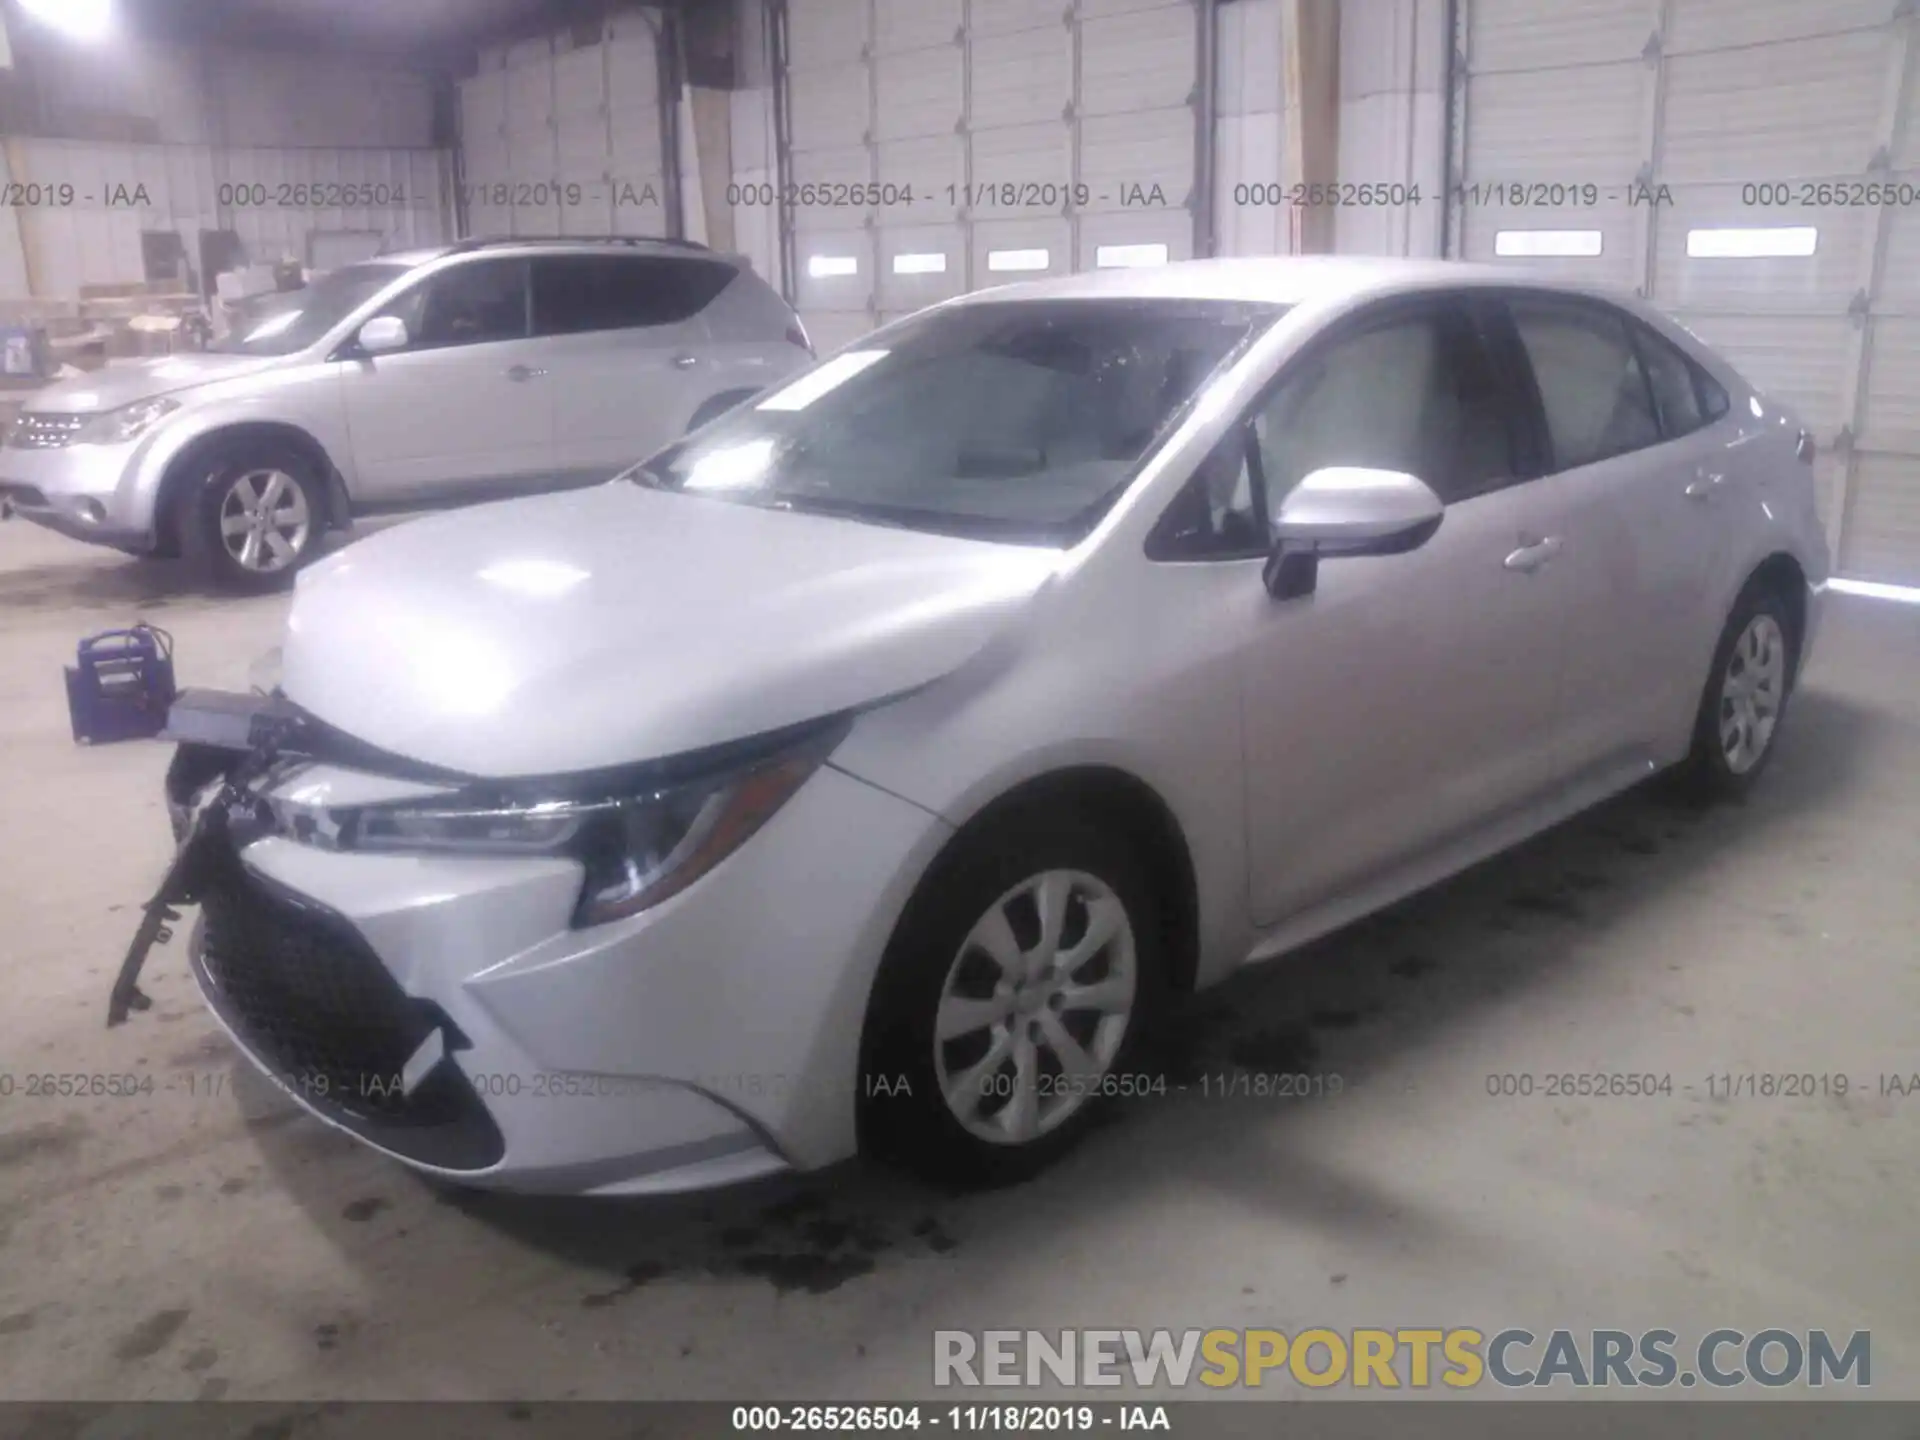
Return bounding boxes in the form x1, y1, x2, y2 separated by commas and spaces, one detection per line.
210, 261, 412, 356
631, 298, 1285, 544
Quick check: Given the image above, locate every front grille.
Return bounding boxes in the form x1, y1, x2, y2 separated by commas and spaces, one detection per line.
192, 844, 504, 1171
0, 481, 47, 507
7, 412, 85, 450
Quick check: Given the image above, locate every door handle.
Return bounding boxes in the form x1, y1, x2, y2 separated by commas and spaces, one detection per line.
1684, 469, 1725, 500
505, 364, 548, 382
671, 353, 700, 370
1503, 535, 1563, 573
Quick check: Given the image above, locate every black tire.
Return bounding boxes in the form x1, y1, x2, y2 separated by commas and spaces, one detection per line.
1676, 581, 1799, 801
684, 389, 761, 435
177, 440, 326, 594
859, 807, 1167, 1189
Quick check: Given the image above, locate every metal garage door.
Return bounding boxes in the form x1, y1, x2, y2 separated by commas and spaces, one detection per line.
458, 11, 670, 241
780, 0, 1200, 356
1448, 0, 1920, 586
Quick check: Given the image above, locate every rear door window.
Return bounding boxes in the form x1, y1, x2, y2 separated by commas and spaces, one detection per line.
533, 255, 738, 336
1630, 323, 1710, 440
1507, 297, 1662, 470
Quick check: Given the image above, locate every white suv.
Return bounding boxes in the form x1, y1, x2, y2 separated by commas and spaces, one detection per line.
0, 238, 813, 590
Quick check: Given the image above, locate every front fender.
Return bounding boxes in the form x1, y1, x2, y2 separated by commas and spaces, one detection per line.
121, 374, 354, 536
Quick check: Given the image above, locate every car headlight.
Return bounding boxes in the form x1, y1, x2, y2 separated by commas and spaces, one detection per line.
295, 732, 838, 926
76, 397, 180, 445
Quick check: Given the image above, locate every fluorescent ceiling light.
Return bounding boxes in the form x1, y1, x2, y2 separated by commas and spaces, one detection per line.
1687, 227, 1817, 259
20, 0, 112, 41
1095, 243, 1169, 269
756, 349, 889, 412
891, 252, 947, 275
1495, 229, 1603, 258
987, 248, 1050, 273
807, 254, 858, 278
1828, 578, 1920, 605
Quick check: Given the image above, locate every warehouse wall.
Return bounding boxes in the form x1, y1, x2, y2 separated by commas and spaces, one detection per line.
0, 28, 449, 299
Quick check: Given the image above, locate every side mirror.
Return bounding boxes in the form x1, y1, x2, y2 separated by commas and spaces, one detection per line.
1263, 466, 1444, 600
356, 316, 409, 355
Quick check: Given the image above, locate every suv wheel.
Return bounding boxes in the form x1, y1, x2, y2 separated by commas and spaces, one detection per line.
179, 443, 325, 593
859, 810, 1164, 1188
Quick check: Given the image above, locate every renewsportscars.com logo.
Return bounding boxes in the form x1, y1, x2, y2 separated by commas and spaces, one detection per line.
933, 1328, 1871, 1390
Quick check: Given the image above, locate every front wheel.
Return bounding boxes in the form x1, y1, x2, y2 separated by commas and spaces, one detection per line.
179, 443, 325, 593
1679, 586, 1797, 800
859, 811, 1165, 1188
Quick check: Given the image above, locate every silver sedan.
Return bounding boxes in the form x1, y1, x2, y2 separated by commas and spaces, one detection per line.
158, 256, 1829, 1194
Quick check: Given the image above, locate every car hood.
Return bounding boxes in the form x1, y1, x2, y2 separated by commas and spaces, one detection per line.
28, 352, 280, 412
280, 483, 1064, 777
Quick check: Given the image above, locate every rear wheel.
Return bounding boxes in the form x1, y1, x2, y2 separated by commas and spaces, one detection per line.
1679, 584, 1797, 800
860, 810, 1165, 1188
178, 442, 325, 593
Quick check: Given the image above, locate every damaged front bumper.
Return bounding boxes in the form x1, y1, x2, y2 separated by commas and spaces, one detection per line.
111, 688, 948, 1195
107, 691, 307, 1025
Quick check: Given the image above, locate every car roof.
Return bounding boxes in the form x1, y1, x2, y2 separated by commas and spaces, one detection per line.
953, 255, 1579, 309
365, 248, 446, 268
375, 238, 745, 269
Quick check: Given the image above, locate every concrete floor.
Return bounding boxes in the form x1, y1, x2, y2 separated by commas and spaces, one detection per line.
0, 516, 1917, 1408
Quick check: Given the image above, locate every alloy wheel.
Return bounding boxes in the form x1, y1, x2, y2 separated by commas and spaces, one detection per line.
933, 869, 1137, 1146
218, 468, 311, 574
1718, 613, 1785, 775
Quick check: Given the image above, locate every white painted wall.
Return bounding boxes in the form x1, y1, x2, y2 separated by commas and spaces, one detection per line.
0, 31, 449, 298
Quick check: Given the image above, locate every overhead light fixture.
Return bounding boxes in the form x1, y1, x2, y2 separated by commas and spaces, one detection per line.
20, 0, 113, 42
